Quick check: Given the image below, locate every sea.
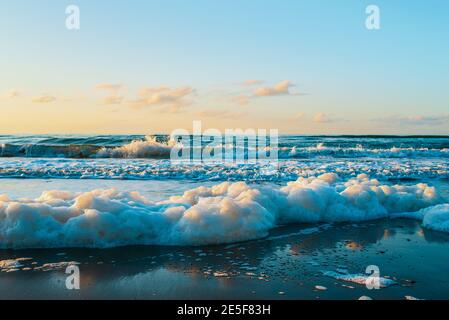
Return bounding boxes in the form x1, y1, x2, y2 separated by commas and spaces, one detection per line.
0, 134, 448, 249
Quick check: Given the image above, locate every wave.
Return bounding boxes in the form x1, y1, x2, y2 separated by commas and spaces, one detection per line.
95, 136, 175, 158
0, 157, 448, 182
0, 173, 447, 249
0, 136, 171, 159
1, 135, 449, 159
284, 144, 449, 159
0, 143, 102, 158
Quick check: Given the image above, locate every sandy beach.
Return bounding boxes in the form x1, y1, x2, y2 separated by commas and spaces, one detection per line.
2, 218, 448, 300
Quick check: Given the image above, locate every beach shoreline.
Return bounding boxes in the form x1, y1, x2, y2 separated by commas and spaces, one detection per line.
1, 218, 448, 300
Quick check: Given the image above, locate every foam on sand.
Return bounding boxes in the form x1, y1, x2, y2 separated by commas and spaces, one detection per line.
392, 204, 449, 233
0, 258, 32, 272
0, 174, 447, 249
322, 270, 397, 288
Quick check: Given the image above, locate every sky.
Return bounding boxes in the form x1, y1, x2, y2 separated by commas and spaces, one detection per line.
0, 0, 448, 135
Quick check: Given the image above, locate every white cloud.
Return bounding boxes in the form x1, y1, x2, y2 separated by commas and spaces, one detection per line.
95, 83, 124, 92
242, 80, 264, 86
95, 83, 125, 105
4, 90, 20, 99
254, 80, 295, 97
195, 109, 246, 119
231, 94, 250, 106
229, 80, 301, 106
102, 95, 124, 105
313, 112, 332, 123
32, 95, 56, 104
295, 112, 306, 120
129, 86, 195, 110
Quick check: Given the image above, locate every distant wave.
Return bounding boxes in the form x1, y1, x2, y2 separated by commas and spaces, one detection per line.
1, 135, 449, 159
0, 173, 447, 249
284, 144, 449, 159
0, 157, 448, 182
0, 143, 102, 158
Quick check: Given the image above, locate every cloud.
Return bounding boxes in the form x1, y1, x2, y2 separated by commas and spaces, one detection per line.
95, 83, 124, 92
295, 112, 306, 120
129, 86, 195, 110
4, 90, 20, 99
102, 95, 124, 105
32, 95, 56, 104
156, 104, 191, 114
229, 79, 301, 106
95, 83, 125, 105
94, 83, 195, 110
254, 80, 295, 97
231, 94, 250, 106
195, 110, 246, 119
372, 115, 449, 126
242, 80, 264, 86
313, 112, 332, 123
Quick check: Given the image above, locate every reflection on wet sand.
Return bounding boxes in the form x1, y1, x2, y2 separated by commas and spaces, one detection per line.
1, 218, 449, 299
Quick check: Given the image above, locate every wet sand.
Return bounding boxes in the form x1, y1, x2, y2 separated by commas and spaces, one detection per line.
1, 219, 449, 300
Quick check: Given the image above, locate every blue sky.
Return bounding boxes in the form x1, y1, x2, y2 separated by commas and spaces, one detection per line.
1, 0, 448, 134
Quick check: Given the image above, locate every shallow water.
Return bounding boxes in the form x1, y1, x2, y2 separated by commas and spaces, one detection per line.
1, 219, 449, 300
1, 157, 449, 182
0, 178, 214, 201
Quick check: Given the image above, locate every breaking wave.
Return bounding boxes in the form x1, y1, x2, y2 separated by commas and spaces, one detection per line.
1, 135, 449, 159
0, 157, 448, 182
0, 173, 447, 249
95, 136, 174, 158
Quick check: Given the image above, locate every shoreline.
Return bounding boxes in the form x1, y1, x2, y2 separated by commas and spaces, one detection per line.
1, 219, 448, 300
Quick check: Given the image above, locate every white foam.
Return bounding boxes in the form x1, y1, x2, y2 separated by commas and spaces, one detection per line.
96, 136, 174, 158
421, 204, 449, 233
0, 174, 446, 249
392, 204, 449, 233
0, 258, 32, 271
283, 144, 449, 159
323, 271, 397, 288
34, 261, 80, 272
0, 157, 448, 182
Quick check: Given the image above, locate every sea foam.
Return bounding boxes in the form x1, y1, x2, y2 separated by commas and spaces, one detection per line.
0, 174, 446, 249
0, 157, 448, 182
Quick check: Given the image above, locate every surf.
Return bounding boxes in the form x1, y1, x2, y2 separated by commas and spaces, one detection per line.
0, 173, 447, 249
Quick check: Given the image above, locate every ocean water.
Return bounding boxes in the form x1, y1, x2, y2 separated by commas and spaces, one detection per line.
0, 135, 449, 249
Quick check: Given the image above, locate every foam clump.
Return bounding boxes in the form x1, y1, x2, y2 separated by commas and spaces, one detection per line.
420, 204, 449, 233
322, 270, 397, 288
391, 204, 449, 233
0, 174, 446, 249
96, 136, 174, 158
0, 258, 32, 271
